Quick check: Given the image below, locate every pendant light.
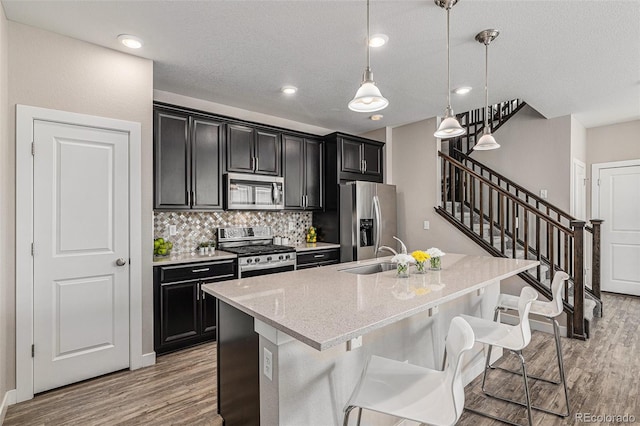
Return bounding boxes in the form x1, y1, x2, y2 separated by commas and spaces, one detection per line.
434, 0, 465, 139
473, 29, 501, 151
348, 0, 389, 112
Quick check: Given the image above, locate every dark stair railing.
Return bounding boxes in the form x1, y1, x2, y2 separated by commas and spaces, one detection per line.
449, 99, 527, 157
437, 151, 603, 340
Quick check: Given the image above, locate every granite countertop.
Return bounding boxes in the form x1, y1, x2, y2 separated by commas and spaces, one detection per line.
202, 254, 538, 351
153, 250, 236, 266
293, 242, 341, 252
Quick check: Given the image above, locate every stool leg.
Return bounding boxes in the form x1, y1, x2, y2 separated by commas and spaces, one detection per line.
553, 318, 570, 416
356, 407, 363, 426
487, 307, 501, 370
517, 351, 534, 426
481, 342, 494, 392
343, 406, 354, 426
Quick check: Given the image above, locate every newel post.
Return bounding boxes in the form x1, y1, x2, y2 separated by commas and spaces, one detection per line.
590, 219, 604, 302
571, 220, 586, 339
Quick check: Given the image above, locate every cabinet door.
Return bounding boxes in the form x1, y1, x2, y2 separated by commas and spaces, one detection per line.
192, 118, 223, 209
283, 135, 305, 209
340, 138, 363, 174
154, 110, 190, 209
159, 281, 199, 346
362, 142, 383, 180
255, 130, 280, 175
200, 284, 217, 336
304, 139, 323, 210
226, 124, 255, 173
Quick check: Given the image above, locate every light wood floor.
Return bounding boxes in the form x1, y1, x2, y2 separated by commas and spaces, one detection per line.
5, 292, 638, 425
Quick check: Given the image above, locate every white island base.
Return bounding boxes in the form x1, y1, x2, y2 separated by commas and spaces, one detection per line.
205, 254, 538, 426
256, 283, 500, 426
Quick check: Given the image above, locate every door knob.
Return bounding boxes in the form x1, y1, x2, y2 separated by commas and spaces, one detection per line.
116, 258, 127, 266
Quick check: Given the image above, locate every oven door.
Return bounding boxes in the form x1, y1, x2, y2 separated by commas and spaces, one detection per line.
226, 173, 284, 210
239, 263, 295, 278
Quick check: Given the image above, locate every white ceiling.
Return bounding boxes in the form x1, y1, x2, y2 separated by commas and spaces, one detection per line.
3, 0, 639, 135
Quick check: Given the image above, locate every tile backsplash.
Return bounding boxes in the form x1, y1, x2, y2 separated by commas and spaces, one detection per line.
154, 211, 313, 253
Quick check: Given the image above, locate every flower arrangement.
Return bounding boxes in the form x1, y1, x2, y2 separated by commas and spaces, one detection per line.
426, 247, 446, 270
391, 253, 415, 278
411, 250, 431, 274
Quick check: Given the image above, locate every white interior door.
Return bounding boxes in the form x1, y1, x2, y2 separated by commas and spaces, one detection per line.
595, 163, 640, 295
572, 159, 586, 220
33, 119, 130, 393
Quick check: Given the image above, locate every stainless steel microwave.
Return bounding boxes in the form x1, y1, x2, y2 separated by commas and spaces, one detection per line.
225, 173, 284, 210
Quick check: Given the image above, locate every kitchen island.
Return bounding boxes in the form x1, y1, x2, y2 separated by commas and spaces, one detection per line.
203, 253, 538, 425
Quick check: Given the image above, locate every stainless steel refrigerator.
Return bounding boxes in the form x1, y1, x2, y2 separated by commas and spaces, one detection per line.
339, 181, 397, 262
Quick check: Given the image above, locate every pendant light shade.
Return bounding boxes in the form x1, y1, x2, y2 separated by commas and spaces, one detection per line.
349, 69, 389, 112
349, 0, 389, 113
434, 0, 465, 139
473, 29, 500, 151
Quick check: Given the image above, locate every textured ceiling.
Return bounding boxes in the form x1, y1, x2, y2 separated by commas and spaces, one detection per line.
3, 0, 639, 134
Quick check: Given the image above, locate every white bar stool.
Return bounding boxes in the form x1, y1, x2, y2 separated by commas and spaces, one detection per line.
343, 317, 475, 426
488, 271, 570, 417
459, 287, 538, 426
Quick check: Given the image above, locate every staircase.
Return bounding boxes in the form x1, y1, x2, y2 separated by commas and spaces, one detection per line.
436, 100, 603, 340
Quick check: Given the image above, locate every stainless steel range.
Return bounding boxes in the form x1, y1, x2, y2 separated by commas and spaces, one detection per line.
217, 226, 296, 278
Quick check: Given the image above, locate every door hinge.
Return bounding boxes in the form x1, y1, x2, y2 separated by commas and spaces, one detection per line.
31, 344, 34, 357
31, 142, 35, 156
597, 178, 601, 186
31, 242, 34, 256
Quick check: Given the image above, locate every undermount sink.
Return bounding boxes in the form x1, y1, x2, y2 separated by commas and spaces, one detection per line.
341, 262, 396, 275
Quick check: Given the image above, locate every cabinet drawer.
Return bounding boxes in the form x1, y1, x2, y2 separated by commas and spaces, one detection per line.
296, 249, 339, 266
159, 260, 236, 283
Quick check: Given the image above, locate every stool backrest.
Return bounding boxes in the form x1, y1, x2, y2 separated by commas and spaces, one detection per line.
517, 287, 539, 349
446, 316, 475, 423
545, 271, 570, 317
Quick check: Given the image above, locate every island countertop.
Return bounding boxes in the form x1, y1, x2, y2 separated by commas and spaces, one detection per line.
202, 254, 538, 351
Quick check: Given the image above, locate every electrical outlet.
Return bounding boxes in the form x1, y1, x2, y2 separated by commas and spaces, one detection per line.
347, 336, 363, 351
423, 220, 430, 230
263, 348, 273, 381
288, 221, 295, 231
169, 225, 177, 236
540, 189, 548, 199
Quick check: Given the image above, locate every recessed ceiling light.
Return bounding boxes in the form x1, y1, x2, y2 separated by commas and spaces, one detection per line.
118, 34, 143, 49
369, 34, 389, 48
453, 86, 472, 95
370, 114, 384, 121
281, 86, 297, 95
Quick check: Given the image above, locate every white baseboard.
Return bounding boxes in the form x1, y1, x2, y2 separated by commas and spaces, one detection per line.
140, 352, 156, 368
1, 389, 17, 424
500, 312, 567, 337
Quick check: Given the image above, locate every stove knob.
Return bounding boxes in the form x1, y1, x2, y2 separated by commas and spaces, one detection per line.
267, 256, 272, 262
246, 258, 252, 264
255, 257, 261, 263
285, 254, 290, 260
278, 255, 284, 260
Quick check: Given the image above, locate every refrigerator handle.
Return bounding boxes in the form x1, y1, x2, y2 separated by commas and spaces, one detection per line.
372, 195, 382, 255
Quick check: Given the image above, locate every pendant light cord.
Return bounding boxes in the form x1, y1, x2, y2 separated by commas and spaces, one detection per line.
366, 0, 371, 71
485, 42, 489, 128
446, 7, 451, 108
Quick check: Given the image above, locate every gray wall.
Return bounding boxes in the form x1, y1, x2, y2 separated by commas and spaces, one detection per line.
390, 116, 485, 256
5, 21, 154, 390
469, 105, 573, 211
0, 4, 11, 402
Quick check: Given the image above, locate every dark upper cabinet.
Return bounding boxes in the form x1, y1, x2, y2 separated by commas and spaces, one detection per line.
227, 125, 281, 176
154, 107, 223, 210
322, 132, 385, 185
283, 135, 323, 210
154, 110, 189, 209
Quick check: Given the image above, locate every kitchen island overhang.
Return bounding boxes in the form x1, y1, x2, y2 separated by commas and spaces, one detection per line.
203, 254, 538, 425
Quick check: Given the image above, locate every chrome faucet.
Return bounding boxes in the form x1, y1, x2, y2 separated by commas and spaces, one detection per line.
376, 245, 398, 258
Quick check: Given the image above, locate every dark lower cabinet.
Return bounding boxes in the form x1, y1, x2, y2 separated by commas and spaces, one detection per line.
296, 248, 340, 269
154, 259, 237, 355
